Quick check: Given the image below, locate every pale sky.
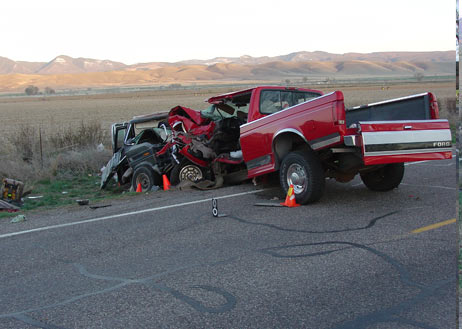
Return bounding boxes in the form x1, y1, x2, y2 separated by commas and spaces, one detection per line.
1, 0, 454, 65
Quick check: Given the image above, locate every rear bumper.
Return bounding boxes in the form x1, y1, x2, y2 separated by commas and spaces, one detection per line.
362, 150, 452, 165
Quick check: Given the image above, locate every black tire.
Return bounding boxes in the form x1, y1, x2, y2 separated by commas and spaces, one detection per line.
132, 166, 156, 192
170, 159, 206, 185
279, 150, 325, 204
360, 163, 404, 191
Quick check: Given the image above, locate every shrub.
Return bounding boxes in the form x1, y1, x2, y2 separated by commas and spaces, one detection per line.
25, 85, 39, 95
44, 87, 56, 95
53, 147, 111, 177
0, 121, 110, 185
5, 125, 38, 161
48, 121, 106, 150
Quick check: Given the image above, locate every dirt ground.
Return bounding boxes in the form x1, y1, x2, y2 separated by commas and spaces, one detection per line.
0, 81, 455, 139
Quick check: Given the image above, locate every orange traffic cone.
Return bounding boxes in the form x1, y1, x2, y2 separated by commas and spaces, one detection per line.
136, 183, 142, 193
162, 174, 171, 191
280, 184, 300, 207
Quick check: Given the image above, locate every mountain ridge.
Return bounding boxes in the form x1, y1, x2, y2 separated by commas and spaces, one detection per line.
0, 51, 454, 92
0, 50, 454, 75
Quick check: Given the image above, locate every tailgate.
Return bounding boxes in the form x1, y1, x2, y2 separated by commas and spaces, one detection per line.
358, 120, 452, 165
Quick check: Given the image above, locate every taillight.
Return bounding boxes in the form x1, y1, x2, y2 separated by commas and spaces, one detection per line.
429, 93, 439, 119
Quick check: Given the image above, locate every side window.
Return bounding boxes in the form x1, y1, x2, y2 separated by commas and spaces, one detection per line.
294, 92, 306, 104
260, 90, 281, 114
281, 91, 293, 109
114, 127, 127, 152
304, 92, 321, 101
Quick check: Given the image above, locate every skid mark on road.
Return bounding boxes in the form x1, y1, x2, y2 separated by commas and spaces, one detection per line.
228, 211, 398, 234
12, 314, 66, 329
0, 257, 238, 326
260, 240, 452, 329
0, 189, 265, 240
150, 283, 236, 314
2, 177, 453, 327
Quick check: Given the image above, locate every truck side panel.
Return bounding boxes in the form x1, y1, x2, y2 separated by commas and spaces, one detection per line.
240, 92, 344, 178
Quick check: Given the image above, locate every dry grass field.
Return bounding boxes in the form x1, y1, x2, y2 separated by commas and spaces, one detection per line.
0, 81, 455, 138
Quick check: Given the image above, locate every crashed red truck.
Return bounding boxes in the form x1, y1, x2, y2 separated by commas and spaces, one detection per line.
102, 86, 452, 204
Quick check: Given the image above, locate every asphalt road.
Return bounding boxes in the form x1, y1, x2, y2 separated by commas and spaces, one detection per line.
0, 157, 457, 329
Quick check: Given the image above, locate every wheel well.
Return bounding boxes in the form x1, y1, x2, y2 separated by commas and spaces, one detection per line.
272, 132, 311, 169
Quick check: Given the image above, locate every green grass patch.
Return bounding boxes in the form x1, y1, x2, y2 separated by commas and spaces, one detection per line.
21, 174, 131, 211
0, 211, 17, 219
0, 174, 137, 220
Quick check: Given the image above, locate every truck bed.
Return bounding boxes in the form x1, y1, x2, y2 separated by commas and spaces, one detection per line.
345, 93, 433, 127
343, 93, 451, 165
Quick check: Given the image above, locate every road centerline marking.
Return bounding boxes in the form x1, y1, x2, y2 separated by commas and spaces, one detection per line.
0, 189, 265, 240
411, 218, 456, 234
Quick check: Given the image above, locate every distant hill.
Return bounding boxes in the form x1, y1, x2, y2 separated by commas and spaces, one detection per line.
0, 56, 44, 74
174, 51, 455, 66
37, 55, 126, 74
0, 55, 125, 75
0, 51, 454, 91
0, 51, 454, 75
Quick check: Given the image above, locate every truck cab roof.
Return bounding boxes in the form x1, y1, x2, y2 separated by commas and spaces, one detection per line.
206, 86, 323, 104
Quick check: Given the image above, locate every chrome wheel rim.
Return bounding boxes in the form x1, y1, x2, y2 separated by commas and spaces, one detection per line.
287, 163, 307, 194
179, 165, 203, 182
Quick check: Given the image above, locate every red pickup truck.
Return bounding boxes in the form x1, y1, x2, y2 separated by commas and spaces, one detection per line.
206, 86, 452, 204
103, 86, 452, 204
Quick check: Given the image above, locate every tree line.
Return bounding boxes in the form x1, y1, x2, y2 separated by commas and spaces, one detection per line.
24, 85, 55, 95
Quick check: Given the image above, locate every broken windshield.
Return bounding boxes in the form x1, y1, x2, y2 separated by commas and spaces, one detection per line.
202, 98, 250, 123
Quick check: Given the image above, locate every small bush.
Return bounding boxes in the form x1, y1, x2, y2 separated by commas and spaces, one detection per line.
48, 121, 106, 150
25, 85, 39, 95
437, 97, 457, 127
5, 125, 38, 161
53, 147, 111, 177
0, 121, 110, 185
44, 87, 55, 95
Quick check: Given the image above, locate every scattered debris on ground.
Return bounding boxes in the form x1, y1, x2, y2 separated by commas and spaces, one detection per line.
211, 198, 227, 217
1, 178, 24, 213
76, 199, 89, 206
0, 199, 20, 212
2, 178, 24, 202
10, 214, 26, 223
254, 203, 284, 207
89, 204, 112, 210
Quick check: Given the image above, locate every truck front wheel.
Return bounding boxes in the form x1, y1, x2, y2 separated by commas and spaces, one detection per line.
132, 166, 159, 192
359, 163, 404, 191
279, 150, 325, 204
170, 159, 206, 185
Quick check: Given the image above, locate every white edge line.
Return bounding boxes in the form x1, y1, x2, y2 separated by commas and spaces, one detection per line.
400, 183, 456, 190
405, 153, 456, 166
0, 189, 265, 240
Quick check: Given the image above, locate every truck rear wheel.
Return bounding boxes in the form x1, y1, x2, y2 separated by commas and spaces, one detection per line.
360, 163, 404, 191
279, 150, 325, 204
